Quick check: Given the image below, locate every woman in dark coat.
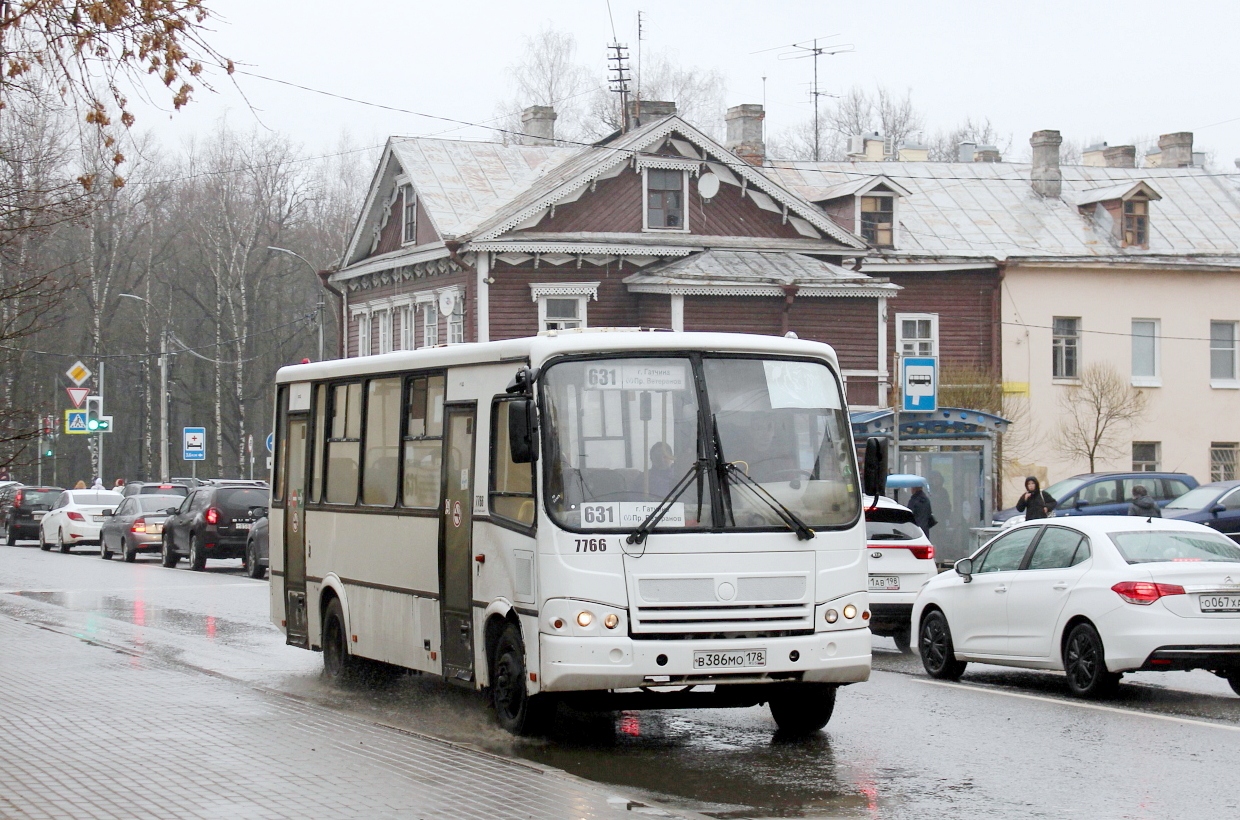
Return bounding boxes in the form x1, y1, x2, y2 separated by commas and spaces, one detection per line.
1016, 476, 1057, 520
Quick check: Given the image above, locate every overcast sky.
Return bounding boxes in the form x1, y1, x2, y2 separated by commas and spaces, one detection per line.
134, 0, 1240, 167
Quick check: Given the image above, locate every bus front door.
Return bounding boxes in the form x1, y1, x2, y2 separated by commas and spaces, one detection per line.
439, 405, 476, 683
284, 414, 309, 649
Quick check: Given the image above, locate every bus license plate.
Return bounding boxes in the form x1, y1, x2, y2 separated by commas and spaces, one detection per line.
869, 575, 900, 591
1199, 594, 1240, 612
693, 649, 766, 670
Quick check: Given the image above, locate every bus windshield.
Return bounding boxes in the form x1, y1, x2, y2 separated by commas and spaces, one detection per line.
540, 355, 859, 534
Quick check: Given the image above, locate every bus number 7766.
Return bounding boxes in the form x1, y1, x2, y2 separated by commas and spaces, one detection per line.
575, 539, 608, 552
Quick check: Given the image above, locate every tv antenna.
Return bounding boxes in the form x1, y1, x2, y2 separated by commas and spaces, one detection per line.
753, 34, 854, 160
607, 41, 632, 131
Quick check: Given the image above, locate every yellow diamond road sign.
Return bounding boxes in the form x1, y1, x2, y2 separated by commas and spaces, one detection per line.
66, 360, 92, 387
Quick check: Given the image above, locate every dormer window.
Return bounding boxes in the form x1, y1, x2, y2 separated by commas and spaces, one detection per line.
402, 185, 416, 244
645, 169, 686, 230
860, 195, 894, 248
1123, 198, 1148, 247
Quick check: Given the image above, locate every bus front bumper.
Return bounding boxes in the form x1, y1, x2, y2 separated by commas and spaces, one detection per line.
538, 628, 871, 693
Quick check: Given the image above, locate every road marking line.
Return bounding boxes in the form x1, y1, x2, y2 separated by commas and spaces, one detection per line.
911, 675, 1240, 733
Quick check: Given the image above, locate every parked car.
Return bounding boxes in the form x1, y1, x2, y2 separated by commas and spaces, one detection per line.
161, 484, 269, 571
913, 516, 1240, 698
992, 472, 1198, 527
865, 494, 937, 653
38, 489, 125, 552
243, 514, 269, 579
99, 494, 185, 562
1163, 480, 1240, 542
121, 481, 191, 498
1, 485, 64, 545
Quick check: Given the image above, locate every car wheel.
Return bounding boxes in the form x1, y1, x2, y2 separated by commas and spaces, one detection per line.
322, 598, 364, 684
919, 610, 968, 681
245, 540, 264, 580
189, 534, 207, 572
58, 529, 70, 554
1063, 622, 1120, 698
1228, 674, 1240, 698
122, 539, 136, 563
39, 526, 50, 551
100, 537, 112, 560
491, 622, 555, 735
768, 683, 838, 735
160, 534, 179, 568
893, 625, 913, 655
5, 523, 14, 546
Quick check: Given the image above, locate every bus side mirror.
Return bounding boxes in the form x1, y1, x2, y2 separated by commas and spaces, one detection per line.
862, 437, 888, 497
508, 399, 538, 464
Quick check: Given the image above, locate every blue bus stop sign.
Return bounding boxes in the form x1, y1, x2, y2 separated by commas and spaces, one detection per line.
901, 357, 938, 413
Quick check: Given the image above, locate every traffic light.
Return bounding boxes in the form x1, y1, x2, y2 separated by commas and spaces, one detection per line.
85, 396, 111, 432
44, 445, 53, 458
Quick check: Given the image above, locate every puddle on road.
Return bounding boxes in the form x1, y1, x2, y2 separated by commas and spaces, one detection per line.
10, 590, 266, 645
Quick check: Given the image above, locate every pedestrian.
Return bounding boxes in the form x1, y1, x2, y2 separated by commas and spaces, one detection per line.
73, 480, 87, 489
1127, 484, 1161, 518
908, 483, 937, 536
90, 477, 104, 490
113, 478, 125, 490
1016, 476, 1057, 520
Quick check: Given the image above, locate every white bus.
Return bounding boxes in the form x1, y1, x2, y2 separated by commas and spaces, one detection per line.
269, 331, 883, 735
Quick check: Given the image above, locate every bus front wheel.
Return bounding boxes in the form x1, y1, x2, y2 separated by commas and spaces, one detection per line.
768, 683, 838, 735
491, 622, 554, 736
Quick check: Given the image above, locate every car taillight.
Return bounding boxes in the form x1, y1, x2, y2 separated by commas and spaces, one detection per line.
131, 519, 147, 533
1112, 581, 1186, 605
205, 507, 219, 525
909, 544, 935, 561
66, 511, 85, 521
14, 490, 22, 505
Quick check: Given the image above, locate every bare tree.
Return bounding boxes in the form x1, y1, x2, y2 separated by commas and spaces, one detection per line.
770, 85, 923, 161
584, 51, 727, 140
494, 26, 595, 143
927, 117, 1011, 162
1055, 362, 1147, 472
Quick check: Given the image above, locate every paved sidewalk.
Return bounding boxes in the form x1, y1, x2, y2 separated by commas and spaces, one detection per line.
0, 614, 675, 820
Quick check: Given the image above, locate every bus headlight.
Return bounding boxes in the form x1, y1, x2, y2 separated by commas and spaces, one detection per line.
576, 611, 594, 628
843, 604, 857, 620
604, 613, 619, 629
824, 609, 838, 623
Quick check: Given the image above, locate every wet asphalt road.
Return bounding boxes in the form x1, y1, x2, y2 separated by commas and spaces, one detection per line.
2, 542, 1239, 819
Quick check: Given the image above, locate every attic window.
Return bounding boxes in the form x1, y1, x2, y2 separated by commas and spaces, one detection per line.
1123, 198, 1148, 248
645, 169, 686, 231
402, 185, 416, 244
860, 195, 894, 248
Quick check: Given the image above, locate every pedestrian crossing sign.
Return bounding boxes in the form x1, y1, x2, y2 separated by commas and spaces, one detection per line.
64, 410, 89, 435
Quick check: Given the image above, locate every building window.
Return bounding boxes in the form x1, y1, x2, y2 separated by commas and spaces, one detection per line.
1131, 319, 1159, 385
1132, 441, 1160, 472
645, 169, 685, 230
354, 311, 372, 357
1211, 443, 1238, 482
860, 195, 895, 248
377, 309, 392, 354
896, 313, 937, 357
1210, 321, 1238, 384
448, 297, 465, 345
1122, 198, 1148, 248
531, 282, 598, 332
400, 305, 417, 350
1053, 317, 1080, 379
422, 303, 438, 348
402, 185, 416, 244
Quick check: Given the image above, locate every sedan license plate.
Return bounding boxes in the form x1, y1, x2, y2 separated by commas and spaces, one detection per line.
92, 515, 105, 523
32, 512, 44, 520
148, 524, 163, 534
1199, 594, 1240, 612
692, 649, 766, 670
869, 575, 901, 591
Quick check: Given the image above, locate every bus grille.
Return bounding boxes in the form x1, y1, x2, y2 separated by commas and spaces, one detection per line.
630, 602, 813, 635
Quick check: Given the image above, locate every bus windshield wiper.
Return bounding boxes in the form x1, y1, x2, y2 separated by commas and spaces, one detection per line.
712, 415, 815, 541
626, 461, 704, 546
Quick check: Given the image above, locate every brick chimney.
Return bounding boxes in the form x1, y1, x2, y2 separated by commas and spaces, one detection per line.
519, 106, 557, 145
725, 104, 766, 166
1103, 145, 1136, 168
1158, 132, 1194, 168
1030, 130, 1063, 198
628, 100, 676, 127
974, 145, 1002, 163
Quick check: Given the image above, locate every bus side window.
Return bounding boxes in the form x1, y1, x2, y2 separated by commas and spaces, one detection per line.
309, 384, 326, 503
325, 382, 362, 505
402, 374, 445, 508
362, 378, 402, 506
273, 385, 289, 502
491, 398, 535, 527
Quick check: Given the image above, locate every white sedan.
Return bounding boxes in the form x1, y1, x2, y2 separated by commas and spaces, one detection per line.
912, 516, 1240, 697
39, 489, 125, 553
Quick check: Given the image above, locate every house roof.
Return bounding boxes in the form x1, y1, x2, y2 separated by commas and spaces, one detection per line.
1072, 180, 1162, 207
623, 250, 900, 298
766, 160, 1240, 261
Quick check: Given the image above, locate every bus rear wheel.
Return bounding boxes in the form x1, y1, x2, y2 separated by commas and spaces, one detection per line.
767, 683, 837, 735
322, 598, 364, 683
491, 622, 554, 736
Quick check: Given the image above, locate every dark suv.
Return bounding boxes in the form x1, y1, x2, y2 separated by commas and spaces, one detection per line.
993, 471, 1198, 525
1, 485, 65, 545
160, 483, 270, 571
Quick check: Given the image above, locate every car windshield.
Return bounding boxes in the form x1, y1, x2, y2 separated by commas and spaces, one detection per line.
1109, 531, 1240, 564
540, 355, 858, 533
69, 491, 123, 506
139, 495, 183, 512
215, 488, 268, 510
865, 521, 924, 541
1043, 477, 1087, 501
1164, 487, 1225, 511
19, 489, 60, 508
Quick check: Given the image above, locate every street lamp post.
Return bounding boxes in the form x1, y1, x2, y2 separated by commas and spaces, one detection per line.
120, 293, 170, 481
267, 246, 325, 361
